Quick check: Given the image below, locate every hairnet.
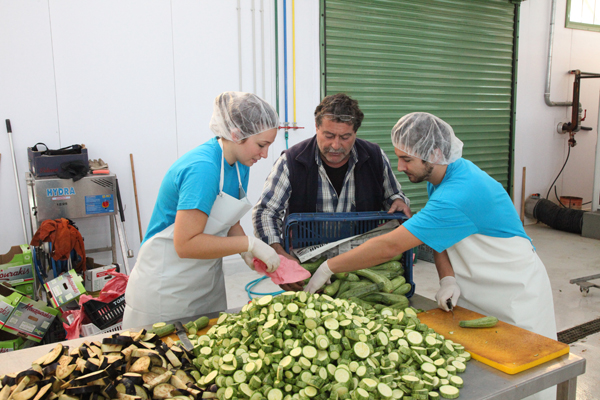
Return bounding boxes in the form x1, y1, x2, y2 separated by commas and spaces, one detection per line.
391, 112, 463, 165
209, 92, 279, 142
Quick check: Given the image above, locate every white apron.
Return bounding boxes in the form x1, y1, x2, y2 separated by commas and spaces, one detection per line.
446, 234, 557, 400
123, 147, 252, 329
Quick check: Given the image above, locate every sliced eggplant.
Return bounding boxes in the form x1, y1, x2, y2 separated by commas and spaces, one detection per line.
174, 371, 193, 387
143, 371, 171, 391
87, 346, 102, 359
152, 383, 176, 400
56, 394, 79, 400
101, 382, 117, 399
121, 374, 142, 386
2, 374, 17, 387
55, 365, 77, 381
78, 347, 90, 360
0, 385, 11, 400
115, 394, 141, 400
130, 349, 158, 359
42, 364, 58, 378
116, 380, 135, 396
129, 357, 151, 374
169, 375, 187, 391
138, 342, 156, 350
43, 345, 64, 366
133, 386, 148, 400
65, 386, 102, 395
141, 373, 158, 386
32, 383, 52, 400
149, 366, 167, 375
165, 351, 181, 368
17, 370, 43, 384
13, 385, 40, 400
121, 345, 138, 362
9, 376, 31, 399
72, 371, 107, 386
132, 329, 146, 342
100, 343, 123, 353
84, 360, 99, 373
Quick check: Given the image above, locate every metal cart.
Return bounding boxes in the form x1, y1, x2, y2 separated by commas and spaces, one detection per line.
26, 172, 133, 295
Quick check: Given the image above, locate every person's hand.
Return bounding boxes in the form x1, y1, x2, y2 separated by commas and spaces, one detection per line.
240, 252, 255, 270
279, 282, 305, 292
435, 276, 460, 311
247, 237, 280, 272
304, 261, 333, 294
388, 198, 412, 218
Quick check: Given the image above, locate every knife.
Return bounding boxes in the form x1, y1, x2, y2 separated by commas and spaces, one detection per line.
174, 321, 194, 352
446, 299, 454, 319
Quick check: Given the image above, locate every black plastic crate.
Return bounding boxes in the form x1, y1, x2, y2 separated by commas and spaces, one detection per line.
83, 294, 125, 330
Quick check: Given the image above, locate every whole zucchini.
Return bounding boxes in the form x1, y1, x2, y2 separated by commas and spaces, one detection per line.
354, 269, 394, 293
338, 282, 384, 299
301, 257, 326, 273
459, 316, 499, 328
393, 282, 412, 295
390, 276, 407, 292
323, 280, 341, 297
370, 260, 403, 272
359, 292, 409, 307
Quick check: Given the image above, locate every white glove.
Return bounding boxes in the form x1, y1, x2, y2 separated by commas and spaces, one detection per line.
240, 252, 255, 270
247, 237, 280, 273
304, 261, 333, 294
435, 276, 461, 311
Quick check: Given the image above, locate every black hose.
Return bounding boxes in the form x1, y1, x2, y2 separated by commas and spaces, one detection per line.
533, 198, 585, 234
546, 145, 571, 200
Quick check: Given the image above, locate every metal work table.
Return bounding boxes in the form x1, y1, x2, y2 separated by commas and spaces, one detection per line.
0, 295, 586, 400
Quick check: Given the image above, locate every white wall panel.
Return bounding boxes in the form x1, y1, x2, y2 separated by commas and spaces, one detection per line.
0, 1, 58, 250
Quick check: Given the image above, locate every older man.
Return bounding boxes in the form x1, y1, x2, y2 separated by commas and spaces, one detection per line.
252, 93, 410, 289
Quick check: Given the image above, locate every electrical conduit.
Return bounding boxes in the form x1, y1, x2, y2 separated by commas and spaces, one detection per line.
283, 0, 289, 149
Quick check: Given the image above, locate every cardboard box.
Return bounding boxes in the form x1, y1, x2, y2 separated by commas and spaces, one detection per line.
44, 269, 87, 308
28, 147, 88, 177
0, 284, 59, 342
85, 264, 119, 292
0, 245, 34, 285
0, 330, 24, 353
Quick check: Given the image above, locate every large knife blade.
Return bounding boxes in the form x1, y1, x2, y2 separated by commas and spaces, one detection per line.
174, 321, 194, 352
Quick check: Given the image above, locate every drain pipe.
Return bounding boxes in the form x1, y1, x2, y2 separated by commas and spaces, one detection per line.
283, 0, 289, 149
237, 0, 243, 91
274, 0, 280, 116
251, 0, 257, 94
594, 94, 600, 212
292, 0, 297, 129
544, 0, 572, 107
260, 0, 266, 98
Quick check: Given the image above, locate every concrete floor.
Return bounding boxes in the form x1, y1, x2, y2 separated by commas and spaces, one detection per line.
223, 223, 600, 399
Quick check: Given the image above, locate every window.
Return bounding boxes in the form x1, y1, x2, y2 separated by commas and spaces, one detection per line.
566, 0, 600, 32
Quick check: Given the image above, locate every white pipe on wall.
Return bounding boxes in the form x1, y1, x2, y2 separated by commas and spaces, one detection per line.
251, 0, 257, 94
593, 91, 600, 212
237, 0, 243, 91
260, 0, 266, 98
545, 0, 573, 107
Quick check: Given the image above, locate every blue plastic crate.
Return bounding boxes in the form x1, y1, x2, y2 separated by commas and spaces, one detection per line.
283, 211, 415, 298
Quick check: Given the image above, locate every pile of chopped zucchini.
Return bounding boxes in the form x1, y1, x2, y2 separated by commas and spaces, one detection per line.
303, 256, 412, 312
192, 292, 469, 399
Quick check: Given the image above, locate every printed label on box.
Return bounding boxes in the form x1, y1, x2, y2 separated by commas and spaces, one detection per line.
0, 264, 33, 282
3, 301, 58, 342
85, 265, 117, 292
44, 270, 86, 308
0, 298, 15, 329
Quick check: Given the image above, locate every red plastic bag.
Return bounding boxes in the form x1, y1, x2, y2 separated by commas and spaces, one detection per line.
253, 255, 311, 285
62, 269, 129, 339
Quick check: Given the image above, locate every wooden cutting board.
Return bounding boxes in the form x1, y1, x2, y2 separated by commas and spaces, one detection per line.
417, 306, 569, 374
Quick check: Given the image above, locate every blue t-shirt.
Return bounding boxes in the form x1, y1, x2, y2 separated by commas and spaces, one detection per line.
403, 158, 529, 252
143, 138, 249, 243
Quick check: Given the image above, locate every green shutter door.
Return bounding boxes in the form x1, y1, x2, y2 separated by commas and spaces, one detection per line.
322, 0, 518, 211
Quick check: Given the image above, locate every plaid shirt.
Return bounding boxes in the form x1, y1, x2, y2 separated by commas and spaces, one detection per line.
253, 145, 409, 245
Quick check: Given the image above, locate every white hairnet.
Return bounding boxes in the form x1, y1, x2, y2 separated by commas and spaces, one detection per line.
391, 112, 463, 165
209, 92, 279, 142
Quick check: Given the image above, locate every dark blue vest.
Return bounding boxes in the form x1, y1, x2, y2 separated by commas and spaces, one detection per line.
285, 136, 385, 215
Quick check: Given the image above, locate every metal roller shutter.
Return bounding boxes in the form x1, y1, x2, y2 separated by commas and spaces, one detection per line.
321, 0, 520, 211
